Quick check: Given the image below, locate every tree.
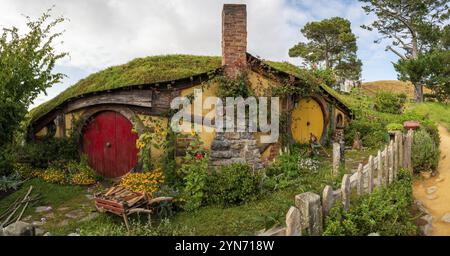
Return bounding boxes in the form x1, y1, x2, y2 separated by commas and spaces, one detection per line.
360, 0, 450, 102
289, 17, 362, 82
0, 8, 67, 174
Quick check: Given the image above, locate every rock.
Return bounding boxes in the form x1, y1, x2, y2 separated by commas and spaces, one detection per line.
426, 194, 438, 200
44, 212, 55, 219
65, 209, 86, 219
3, 221, 34, 236
436, 176, 445, 182
441, 213, 450, 223
79, 212, 99, 222
57, 220, 69, 227
368, 232, 380, 236
67, 233, 80, 236
35, 228, 45, 236
43, 232, 51, 236
421, 171, 432, 179
426, 186, 438, 194
22, 215, 32, 221
421, 223, 433, 236
415, 200, 430, 215
35, 206, 52, 213
57, 207, 70, 212
32, 221, 45, 226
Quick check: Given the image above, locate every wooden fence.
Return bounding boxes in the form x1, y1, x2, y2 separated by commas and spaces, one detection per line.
260, 130, 414, 236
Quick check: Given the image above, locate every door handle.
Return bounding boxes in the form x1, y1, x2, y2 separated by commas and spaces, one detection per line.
106, 142, 111, 148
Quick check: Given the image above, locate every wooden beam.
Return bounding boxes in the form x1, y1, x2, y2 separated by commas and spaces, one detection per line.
65, 90, 153, 112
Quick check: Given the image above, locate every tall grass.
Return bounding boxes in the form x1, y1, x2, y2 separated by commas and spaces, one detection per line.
408, 102, 450, 130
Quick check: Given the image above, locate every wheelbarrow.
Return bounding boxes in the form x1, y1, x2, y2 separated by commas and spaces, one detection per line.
94, 185, 173, 231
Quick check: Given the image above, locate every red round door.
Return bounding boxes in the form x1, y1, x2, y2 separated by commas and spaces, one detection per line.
82, 111, 138, 178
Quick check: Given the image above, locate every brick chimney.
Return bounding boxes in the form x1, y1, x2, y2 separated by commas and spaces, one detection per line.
222, 4, 247, 78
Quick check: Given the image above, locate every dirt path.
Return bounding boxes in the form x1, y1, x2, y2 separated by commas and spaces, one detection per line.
413, 125, 450, 235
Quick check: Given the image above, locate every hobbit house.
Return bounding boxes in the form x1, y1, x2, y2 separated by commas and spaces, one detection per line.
26, 4, 352, 178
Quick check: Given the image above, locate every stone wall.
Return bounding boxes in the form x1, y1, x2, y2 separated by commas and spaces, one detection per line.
209, 131, 263, 170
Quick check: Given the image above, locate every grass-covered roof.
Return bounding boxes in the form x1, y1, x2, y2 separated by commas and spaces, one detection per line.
28, 54, 349, 125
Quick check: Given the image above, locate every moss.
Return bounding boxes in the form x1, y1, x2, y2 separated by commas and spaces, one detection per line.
28, 55, 222, 124
264, 61, 349, 105
28, 55, 349, 126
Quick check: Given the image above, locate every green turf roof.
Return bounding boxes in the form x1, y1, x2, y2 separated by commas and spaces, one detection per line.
28, 54, 349, 125
28, 55, 222, 124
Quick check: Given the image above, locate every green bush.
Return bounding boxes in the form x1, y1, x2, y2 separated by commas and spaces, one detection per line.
206, 163, 262, 206
179, 156, 209, 212
386, 123, 403, 131
374, 91, 406, 114
323, 169, 418, 236
0, 146, 14, 176
344, 118, 388, 148
16, 137, 79, 169
412, 129, 439, 173
0, 172, 23, 192
262, 147, 305, 191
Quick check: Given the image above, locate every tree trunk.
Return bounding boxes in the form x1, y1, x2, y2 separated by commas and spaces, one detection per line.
413, 82, 423, 102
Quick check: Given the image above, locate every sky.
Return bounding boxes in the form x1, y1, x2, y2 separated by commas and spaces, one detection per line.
0, 0, 400, 109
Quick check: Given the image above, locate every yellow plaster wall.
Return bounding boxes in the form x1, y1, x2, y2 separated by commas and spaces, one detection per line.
137, 114, 169, 159
64, 110, 84, 137
35, 127, 48, 139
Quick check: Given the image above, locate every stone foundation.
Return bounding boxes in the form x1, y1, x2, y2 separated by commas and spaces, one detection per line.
209, 131, 264, 170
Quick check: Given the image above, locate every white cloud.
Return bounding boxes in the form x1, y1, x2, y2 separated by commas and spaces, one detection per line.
0, 0, 399, 108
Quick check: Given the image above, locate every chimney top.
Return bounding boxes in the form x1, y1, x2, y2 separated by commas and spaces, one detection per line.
222, 4, 247, 78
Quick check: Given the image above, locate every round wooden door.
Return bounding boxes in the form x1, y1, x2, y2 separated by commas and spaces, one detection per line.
82, 111, 138, 178
290, 98, 325, 144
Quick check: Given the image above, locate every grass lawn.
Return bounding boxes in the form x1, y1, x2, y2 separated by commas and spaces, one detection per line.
407, 102, 450, 130
0, 179, 95, 235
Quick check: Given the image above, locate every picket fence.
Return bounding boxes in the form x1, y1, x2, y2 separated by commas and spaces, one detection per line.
260, 130, 414, 236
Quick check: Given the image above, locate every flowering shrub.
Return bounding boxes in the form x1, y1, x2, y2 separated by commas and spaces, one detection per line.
67, 157, 97, 185
14, 163, 39, 179
41, 167, 66, 184
178, 132, 209, 211
135, 116, 167, 171
298, 157, 320, 173
119, 169, 165, 195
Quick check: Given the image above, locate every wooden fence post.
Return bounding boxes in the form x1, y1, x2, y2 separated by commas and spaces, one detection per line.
394, 134, 399, 177
388, 141, 394, 184
368, 155, 374, 193
398, 133, 403, 168
404, 130, 413, 173
377, 150, 382, 186
383, 145, 389, 186
322, 185, 334, 217
295, 192, 323, 236
332, 142, 341, 176
356, 163, 364, 195
341, 174, 350, 211
285, 206, 301, 236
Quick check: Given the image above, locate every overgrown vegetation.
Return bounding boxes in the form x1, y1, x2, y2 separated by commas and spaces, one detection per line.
412, 129, 440, 173
0, 9, 67, 176
374, 91, 407, 114
206, 163, 262, 206
323, 169, 418, 236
